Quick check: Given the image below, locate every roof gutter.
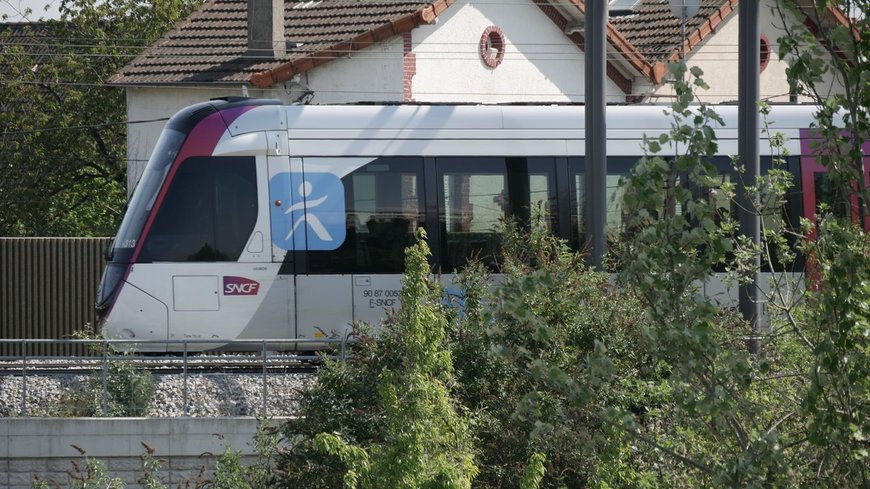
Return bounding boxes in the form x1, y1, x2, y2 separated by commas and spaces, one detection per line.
250, 0, 455, 89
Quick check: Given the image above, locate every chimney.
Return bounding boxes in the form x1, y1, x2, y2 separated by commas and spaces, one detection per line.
248, 0, 286, 58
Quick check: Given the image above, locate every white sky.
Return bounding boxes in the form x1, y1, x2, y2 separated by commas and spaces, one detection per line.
1, 0, 61, 22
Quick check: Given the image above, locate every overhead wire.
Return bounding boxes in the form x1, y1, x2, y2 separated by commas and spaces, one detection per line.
0, 37, 845, 59
0, 117, 170, 137
0, 77, 800, 105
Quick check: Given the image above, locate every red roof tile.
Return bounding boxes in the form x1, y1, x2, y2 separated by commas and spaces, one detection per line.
609, 0, 737, 64
109, 0, 439, 85
109, 0, 739, 87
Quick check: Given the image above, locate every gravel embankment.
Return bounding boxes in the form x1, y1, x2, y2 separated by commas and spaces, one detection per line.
0, 372, 313, 417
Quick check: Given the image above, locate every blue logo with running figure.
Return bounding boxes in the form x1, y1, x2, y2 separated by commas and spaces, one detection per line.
270, 172, 346, 251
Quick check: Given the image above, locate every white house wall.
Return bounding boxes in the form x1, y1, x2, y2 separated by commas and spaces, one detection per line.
303, 36, 404, 104
412, 0, 624, 103
124, 40, 403, 193
648, 0, 842, 104
759, 0, 842, 101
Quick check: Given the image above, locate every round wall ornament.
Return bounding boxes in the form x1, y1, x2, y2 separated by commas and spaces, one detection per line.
479, 26, 506, 68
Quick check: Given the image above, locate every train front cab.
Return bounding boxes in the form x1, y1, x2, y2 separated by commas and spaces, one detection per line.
96, 99, 290, 351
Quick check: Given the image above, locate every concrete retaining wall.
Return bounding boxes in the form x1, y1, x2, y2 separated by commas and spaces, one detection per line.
0, 417, 286, 488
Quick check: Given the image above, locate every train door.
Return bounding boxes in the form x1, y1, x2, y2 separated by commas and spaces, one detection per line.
800, 156, 870, 231
343, 158, 424, 329
800, 131, 870, 232
289, 157, 354, 341
297, 157, 425, 337
208, 152, 294, 345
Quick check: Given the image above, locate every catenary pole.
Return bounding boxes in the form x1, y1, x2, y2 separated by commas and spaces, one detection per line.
585, 0, 607, 269
738, 1, 761, 354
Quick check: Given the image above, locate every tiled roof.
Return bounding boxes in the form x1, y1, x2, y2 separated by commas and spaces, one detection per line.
609, 0, 737, 63
108, 0, 441, 85
109, 0, 737, 87
0, 22, 53, 75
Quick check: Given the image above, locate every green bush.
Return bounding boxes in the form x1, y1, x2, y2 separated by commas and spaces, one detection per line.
51, 326, 155, 417
278, 230, 477, 488
275, 212, 663, 488
450, 210, 664, 488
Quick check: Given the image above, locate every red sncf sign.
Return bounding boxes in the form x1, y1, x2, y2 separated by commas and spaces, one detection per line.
223, 276, 260, 296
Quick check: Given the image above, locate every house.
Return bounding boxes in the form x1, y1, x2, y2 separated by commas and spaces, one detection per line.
109, 0, 849, 190
0, 22, 53, 110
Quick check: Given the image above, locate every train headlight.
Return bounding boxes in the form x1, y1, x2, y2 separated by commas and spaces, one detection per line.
96, 263, 125, 311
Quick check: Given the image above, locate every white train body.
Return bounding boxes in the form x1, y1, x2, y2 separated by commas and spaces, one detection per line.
95, 99, 847, 351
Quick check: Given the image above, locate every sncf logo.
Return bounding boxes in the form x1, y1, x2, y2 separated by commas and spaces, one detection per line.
223, 276, 260, 296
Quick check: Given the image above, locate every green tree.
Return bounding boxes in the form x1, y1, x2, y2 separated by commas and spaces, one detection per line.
0, 0, 199, 236
461, 210, 658, 488
503, 12, 869, 478
616, 63, 804, 487
774, 0, 869, 222
775, 2, 870, 485
281, 230, 477, 488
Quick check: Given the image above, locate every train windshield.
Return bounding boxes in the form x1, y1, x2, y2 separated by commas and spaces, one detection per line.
111, 128, 186, 262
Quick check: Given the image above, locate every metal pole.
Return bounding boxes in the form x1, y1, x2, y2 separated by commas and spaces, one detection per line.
183, 341, 189, 416
585, 0, 608, 269
738, 1, 761, 354
101, 339, 109, 416
20, 339, 27, 416
261, 341, 268, 416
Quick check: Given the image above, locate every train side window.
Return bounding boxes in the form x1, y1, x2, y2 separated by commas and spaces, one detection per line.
812, 172, 849, 219
438, 157, 557, 271
139, 156, 258, 262
710, 156, 737, 217
524, 158, 559, 232
571, 156, 637, 248
306, 157, 424, 274
754, 156, 804, 271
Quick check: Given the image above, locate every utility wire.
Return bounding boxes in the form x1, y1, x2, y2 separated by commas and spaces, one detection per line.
0, 41, 834, 59
0, 116, 169, 136
0, 78, 796, 102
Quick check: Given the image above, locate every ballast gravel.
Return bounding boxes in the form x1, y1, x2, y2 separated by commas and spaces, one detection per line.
0, 372, 314, 417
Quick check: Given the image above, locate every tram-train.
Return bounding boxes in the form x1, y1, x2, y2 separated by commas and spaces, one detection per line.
94, 98, 865, 352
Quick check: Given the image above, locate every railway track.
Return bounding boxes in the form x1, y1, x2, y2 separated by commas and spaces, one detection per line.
0, 352, 326, 377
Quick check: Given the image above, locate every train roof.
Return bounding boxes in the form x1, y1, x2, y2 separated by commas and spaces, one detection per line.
277, 103, 823, 132
208, 100, 828, 157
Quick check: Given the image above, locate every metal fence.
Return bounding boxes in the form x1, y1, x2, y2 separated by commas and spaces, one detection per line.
1, 238, 111, 356
0, 338, 350, 417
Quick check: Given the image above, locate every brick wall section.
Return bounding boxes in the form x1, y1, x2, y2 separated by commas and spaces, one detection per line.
403, 31, 416, 102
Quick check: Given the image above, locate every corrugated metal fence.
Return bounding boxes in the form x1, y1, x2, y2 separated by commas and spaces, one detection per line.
0, 238, 110, 356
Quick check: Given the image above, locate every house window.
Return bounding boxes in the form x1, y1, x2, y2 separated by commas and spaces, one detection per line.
760, 33, 771, 72
479, 26, 505, 68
